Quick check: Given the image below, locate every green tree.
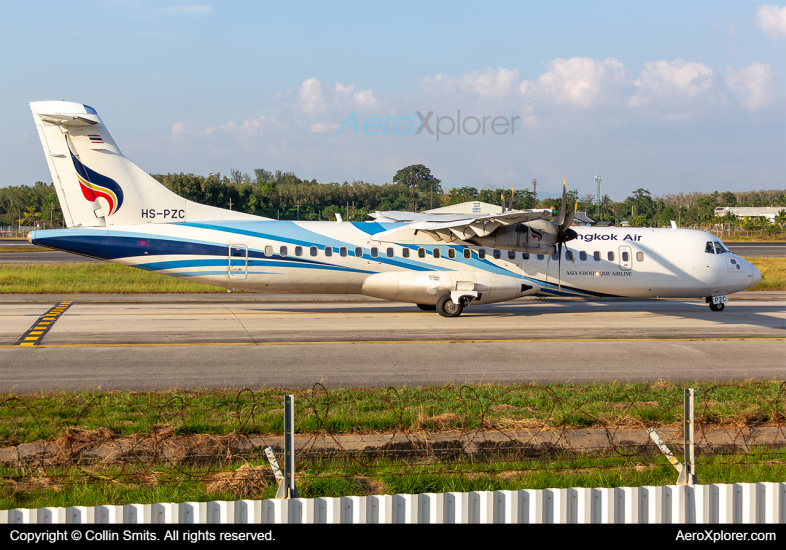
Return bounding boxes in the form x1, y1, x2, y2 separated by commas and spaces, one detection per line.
392, 164, 442, 212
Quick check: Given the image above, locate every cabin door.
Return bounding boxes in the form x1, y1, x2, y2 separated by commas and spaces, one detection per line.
228, 245, 248, 279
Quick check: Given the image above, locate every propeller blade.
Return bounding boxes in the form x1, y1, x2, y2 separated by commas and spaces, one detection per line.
557, 241, 562, 292
561, 200, 577, 232
508, 185, 514, 212
500, 191, 506, 213
558, 178, 567, 227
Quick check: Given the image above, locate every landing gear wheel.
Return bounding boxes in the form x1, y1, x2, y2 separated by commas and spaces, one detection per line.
416, 303, 437, 311
437, 295, 463, 317
709, 302, 725, 312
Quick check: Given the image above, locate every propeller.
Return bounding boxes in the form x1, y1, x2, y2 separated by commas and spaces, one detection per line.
555, 179, 578, 292
500, 185, 515, 213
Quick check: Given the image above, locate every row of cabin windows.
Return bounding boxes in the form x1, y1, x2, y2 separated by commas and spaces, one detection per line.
261, 245, 644, 263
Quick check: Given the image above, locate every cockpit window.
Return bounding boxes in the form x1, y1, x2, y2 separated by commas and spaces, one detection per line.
83, 105, 97, 114
714, 241, 728, 254
705, 242, 715, 254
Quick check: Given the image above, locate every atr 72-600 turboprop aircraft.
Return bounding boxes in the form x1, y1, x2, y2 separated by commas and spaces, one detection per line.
27, 101, 761, 317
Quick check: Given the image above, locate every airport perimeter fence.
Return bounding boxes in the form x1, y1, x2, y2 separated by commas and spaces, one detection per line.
1, 382, 784, 501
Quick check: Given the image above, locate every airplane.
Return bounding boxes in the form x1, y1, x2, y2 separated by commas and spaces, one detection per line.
26, 101, 761, 317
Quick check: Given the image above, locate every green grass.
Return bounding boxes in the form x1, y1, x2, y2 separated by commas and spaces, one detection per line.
3, 449, 784, 510
2, 382, 783, 509
2, 381, 784, 445
743, 256, 786, 292
0, 262, 229, 294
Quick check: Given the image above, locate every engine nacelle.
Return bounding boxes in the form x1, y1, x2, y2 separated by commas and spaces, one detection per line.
361, 271, 540, 305
469, 219, 560, 254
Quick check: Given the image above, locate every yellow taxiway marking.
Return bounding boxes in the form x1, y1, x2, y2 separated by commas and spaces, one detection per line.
2, 337, 783, 349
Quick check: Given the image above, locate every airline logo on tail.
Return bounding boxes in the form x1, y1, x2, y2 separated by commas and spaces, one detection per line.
68, 139, 124, 216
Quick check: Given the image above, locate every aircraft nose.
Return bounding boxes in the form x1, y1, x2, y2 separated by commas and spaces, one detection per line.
749, 263, 762, 287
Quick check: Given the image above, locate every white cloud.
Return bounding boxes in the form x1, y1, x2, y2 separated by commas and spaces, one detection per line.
629, 59, 715, 108
725, 62, 782, 111
298, 78, 326, 116
422, 68, 521, 98
335, 83, 355, 94
519, 58, 627, 107
310, 122, 340, 133
352, 89, 378, 106
171, 121, 190, 134
755, 4, 786, 37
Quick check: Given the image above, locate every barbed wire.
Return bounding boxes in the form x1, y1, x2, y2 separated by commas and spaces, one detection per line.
1, 382, 784, 491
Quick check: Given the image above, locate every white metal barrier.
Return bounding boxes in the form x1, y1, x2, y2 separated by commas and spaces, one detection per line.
2, 483, 784, 524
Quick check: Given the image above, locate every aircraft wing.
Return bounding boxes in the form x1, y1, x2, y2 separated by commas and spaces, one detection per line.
371, 209, 552, 243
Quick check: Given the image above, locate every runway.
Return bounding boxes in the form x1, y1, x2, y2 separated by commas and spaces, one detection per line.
1, 296, 783, 392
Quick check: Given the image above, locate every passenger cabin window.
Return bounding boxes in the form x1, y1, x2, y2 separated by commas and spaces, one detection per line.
418, 248, 426, 258
508, 250, 516, 260
478, 249, 486, 259
566, 250, 574, 261
402, 248, 410, 258
355, 247, 363, 257
295, 246, 303, 257
371, 247, 378, 258
493, 249, 501, 260
636, 252, 644, 262
324, 246, 333, 257
551, 252, 558, 261
579, 251, 587, 261
280, 246, 288, 257
264, 245, 273, 257
310, 246, 318, 257
448, 248, 456, 259
523, 253, 530, 260
340, 247, 347, 257
433, 248, 441, 259
464, 249, 471, 259
593, 251, 601, 261
705, 242, 715, 254
621, 251, 629, 262
386, 248, 394, 258
537, 254, 544, 260
608, 251, 615, 261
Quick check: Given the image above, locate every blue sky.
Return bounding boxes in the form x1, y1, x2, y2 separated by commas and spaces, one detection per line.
1, 0, 784, 200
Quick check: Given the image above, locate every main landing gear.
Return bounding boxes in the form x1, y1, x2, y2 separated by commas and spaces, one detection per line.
709, 302, 725, 312
435, 294, 475, 317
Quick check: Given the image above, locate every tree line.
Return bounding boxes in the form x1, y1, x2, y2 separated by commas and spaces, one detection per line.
1, 166, 784, 229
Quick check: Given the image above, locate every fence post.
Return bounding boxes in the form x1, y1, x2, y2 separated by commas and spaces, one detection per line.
275, 395, 299, 499
677, 388, 697, 486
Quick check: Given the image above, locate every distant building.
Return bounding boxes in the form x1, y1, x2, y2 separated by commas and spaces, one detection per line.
425, 201, 503, 215
573, 212, 595, 226
714, 207, 784, 223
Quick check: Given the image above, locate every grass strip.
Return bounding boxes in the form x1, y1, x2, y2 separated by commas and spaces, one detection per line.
3, 449, 784, 510
0, 262, 229, 294
2, 381, 783, 509
2, 380, 783, 444
1, 257, 783, 293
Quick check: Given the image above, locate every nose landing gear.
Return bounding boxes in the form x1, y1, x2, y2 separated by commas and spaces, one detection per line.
706, 295, 728, 312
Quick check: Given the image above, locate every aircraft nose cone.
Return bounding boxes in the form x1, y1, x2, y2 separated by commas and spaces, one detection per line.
750, 263, 762, 287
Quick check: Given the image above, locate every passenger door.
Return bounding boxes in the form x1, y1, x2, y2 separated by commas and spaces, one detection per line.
228, 245, 248, 279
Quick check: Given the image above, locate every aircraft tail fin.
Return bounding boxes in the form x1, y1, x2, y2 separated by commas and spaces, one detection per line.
30, 101, 260, 228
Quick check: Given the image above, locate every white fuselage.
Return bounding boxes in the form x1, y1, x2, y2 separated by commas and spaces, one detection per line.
30, 220, 761, 302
